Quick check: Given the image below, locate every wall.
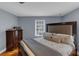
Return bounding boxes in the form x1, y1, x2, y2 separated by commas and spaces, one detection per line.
18, 16, 62, 40
0, 9, 18, 52
62, 8, 79, 44
18, 8, 79, 55
18, 9, 79, 43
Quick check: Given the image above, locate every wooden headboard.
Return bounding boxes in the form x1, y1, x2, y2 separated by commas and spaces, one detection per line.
46, 21, 77, 46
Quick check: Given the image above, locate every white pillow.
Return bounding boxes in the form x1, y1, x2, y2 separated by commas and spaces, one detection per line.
43, 32, 75, 47
43, 32, 53, 40
51, 33, 75, 47
57, 34, 74, 47
43, 32, 61, 43
49, 34, 62, 43
56, 34, 74, 43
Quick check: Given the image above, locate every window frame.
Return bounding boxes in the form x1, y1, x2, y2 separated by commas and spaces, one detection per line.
35, 20, 45, 36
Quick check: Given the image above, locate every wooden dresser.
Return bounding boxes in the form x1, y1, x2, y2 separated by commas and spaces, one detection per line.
6, 27, 23, 51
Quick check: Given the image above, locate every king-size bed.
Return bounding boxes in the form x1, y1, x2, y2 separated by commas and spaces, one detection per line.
20, 21, 77, 56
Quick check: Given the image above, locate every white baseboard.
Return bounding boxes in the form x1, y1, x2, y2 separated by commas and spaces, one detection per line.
0, 48, 6, 54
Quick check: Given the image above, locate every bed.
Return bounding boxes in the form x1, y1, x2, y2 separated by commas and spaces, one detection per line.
20, 21, 77, 56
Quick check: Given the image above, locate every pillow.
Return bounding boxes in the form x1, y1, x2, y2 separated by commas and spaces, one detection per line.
57, 34, 74, 47
43, 32, 53, 40
43, 32, 61, 43
43, 32, 74, 47
56, 34, 74, 43
51, 33, 74, 46
49, 34, 62, 43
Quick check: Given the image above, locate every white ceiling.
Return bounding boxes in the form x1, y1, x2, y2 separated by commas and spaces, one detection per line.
0, 2, 79, 17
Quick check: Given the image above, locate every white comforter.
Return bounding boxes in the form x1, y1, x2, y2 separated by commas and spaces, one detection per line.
33, 37, 75, 56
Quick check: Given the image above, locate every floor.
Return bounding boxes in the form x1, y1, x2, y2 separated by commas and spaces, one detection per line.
0, 48, 20, 56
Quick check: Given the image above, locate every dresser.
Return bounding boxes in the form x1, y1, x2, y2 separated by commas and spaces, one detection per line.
6, 27, 23, 51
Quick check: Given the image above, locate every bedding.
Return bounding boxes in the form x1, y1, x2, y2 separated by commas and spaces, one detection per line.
20, 39, 62, 56
33, 37, 75, 56
43, 32, 75, 47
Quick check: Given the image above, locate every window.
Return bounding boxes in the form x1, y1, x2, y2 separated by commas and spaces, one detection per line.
35, 20, 45, 36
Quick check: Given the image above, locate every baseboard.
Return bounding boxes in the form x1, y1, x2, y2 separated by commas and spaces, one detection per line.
0, 48, 6, 54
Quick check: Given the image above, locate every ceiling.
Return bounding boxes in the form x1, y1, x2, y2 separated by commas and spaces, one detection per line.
0, 2, 79, 17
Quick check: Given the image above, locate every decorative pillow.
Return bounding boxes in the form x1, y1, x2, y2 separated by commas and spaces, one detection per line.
43, 32, 61, 43
51, 33, 74, 45
48, 34, 62, 43
58, 34, 74, 47
43, 32, 53, 40
43, 32, 74, 47
56, 34, 74, 43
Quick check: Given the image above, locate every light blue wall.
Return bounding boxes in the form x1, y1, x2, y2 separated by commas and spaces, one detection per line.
62, 8, 79, 43
18, 9, 79, 44
18, 16, 62, 40
18, 9, 79, 45
0, 9, 18, 51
